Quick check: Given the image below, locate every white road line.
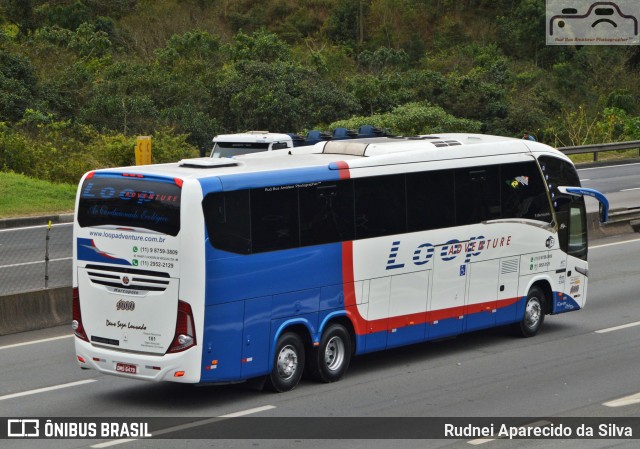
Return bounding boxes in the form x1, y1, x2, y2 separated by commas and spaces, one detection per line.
0, 257, 72, 269
595, 321, 640, 334
0, 334, 73, 351
604, 392, 640, 408
590, 238, 640, 249
0, 379, 96, 401
468, 437, 496, 445
0, 222, 72, 233
621, 187, 640, 192
578, 162, 640, 171
90, 405, 277, 448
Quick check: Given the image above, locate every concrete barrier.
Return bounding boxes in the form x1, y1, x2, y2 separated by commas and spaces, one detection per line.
0, 286, 71, 336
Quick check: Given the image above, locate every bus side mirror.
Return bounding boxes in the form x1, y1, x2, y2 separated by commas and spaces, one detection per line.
557, 186, 609, 223
599, 203, 608, 224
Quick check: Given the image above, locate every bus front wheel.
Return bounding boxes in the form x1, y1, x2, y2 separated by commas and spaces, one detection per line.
514, 286, 545, 337
307, 323, 352, 383
265, 332, 305, 393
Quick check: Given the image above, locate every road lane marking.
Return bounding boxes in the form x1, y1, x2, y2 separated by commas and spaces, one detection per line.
578, 162, 640, 171
590, 238, 640, 249
0, 256, 72, 269
595, 321, 640, 334
604, 392, 640, 407
621, 187, 640, 192
468, 437, 496, 445
0, 379, 96, 401
0, 222, 72, 233
0, 334, 73, 351
90, 405, 277, 448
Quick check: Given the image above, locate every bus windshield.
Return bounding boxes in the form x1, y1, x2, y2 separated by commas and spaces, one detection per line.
212, 142, 270, 158
77, 174, 182, 236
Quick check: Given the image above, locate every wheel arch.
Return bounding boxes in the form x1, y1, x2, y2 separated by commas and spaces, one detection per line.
319, 312, 356, 355
530, 279, 553, 315
270, 319, 314, 370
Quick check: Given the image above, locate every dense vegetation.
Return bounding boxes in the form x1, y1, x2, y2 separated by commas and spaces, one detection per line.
1, 0, 640, 185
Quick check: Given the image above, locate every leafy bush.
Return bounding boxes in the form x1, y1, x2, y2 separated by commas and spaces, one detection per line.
328, 102, 482, 136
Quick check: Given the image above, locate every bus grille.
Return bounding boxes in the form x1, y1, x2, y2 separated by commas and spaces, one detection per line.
85, 264, 170, 292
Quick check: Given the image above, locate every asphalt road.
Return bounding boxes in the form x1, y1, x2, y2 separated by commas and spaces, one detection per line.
1, 233, 640, 449
579, 161, 640, 211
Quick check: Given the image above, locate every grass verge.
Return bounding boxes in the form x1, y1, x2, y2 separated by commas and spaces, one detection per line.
0, 171, 76, 218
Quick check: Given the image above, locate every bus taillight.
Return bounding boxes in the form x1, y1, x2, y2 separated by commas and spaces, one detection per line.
71, 287, 89, 342
167, 300, 197, 353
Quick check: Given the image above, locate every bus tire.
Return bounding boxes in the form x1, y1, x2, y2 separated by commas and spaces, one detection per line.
308, 324, 352, 383
513, 286, 545, 338
265, 332, 305, 393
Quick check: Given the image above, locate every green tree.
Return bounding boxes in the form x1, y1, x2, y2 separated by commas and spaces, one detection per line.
228, 29, 292, 63
0, 49, 38, 121
79, 61, 160, 134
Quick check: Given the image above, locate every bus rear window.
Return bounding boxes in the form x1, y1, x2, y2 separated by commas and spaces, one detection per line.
77, 175, 181, 236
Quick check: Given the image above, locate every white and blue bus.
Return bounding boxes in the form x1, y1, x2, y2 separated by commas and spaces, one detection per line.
72, 134, 608, 392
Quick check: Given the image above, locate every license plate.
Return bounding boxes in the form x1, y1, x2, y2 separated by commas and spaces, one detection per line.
115, 362, 137, 374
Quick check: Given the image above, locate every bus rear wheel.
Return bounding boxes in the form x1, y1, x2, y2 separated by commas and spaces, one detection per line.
307, 324, 352, 383
265, 332, 305, 393
514, 286, 545, 337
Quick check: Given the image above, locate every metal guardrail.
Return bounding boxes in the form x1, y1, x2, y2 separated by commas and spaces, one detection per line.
558, 141, 640, 161
606, 207, 640, 226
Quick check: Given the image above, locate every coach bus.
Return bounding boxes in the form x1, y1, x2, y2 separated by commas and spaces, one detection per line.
72, 134, 608, 392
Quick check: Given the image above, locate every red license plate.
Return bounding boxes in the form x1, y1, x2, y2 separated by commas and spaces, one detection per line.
115, 362, 137, 374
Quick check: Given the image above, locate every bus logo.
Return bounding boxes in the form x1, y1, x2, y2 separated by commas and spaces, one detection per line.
121, 276, 130, 285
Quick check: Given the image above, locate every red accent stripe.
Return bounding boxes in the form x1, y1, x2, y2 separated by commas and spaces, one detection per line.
335, 161, 351, 179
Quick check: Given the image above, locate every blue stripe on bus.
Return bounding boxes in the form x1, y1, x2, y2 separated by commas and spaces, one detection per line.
552, 292, 581, 314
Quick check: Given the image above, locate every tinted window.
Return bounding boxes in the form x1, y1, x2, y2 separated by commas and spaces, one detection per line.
354, 175, 406, 239
203, 190, 251, 254
455, 166, 501, 226
299, 181, 354, 246
501, 161, 552, 222
251, 186, 299, 252
406, 170, 455, 231
78, 175, 181, 236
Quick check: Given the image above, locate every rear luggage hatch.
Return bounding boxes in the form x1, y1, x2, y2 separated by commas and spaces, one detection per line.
78, 264, 179, 354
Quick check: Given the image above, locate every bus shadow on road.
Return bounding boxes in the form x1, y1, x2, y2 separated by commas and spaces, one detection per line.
92, 321, 578, 410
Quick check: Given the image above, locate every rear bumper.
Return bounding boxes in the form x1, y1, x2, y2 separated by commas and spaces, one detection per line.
74, 338, 201, 383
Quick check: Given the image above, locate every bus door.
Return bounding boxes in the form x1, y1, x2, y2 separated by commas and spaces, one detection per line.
554, 195, 589, 310
429, 242, 466, 339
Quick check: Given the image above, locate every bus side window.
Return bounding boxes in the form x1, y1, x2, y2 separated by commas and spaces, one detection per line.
455, 165, 501, 226
500, 161, 552, 222
299, 181, 355, 246
203, 191, 251, 254
354, 174, 406, 239
251, 186, 300, 253
406, 169, 455, 231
